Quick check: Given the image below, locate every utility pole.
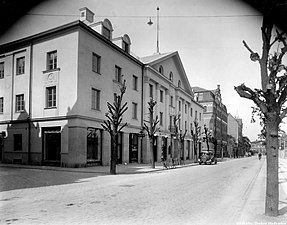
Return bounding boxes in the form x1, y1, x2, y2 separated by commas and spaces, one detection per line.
156, 7, 159, 54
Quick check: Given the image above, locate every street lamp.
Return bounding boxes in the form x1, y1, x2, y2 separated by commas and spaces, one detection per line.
147, 7, 160, 54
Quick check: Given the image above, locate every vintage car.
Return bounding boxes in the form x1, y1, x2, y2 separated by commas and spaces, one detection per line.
198, 151, 217, 165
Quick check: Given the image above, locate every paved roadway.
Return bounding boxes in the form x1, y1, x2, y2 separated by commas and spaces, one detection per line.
0, 157, 286, 225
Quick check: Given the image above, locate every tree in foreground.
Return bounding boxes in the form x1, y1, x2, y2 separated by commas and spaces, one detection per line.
101, 81, 128, 174
143, 99, 160, 168
234, 6, 287, 216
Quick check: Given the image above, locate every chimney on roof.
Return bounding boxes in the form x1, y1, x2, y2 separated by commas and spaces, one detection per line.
79, 7, 94, 24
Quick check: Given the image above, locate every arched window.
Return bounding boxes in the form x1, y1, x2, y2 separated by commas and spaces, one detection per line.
102, 19, 113, 40
178, 80, 181, 88
169, 72, 173, 82
159, 65, 164, 75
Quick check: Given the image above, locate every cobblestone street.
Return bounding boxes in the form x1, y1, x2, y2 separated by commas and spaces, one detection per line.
0, 157, 287, 225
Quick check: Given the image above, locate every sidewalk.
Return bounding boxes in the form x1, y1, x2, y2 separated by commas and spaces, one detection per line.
0, 156, 234, 174
0, 159, 199, 174
238, 157, 287, 224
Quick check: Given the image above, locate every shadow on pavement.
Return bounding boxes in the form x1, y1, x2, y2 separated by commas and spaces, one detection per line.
0, 167, 107, 192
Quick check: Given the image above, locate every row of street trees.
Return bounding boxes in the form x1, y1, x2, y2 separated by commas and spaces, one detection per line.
101, 89, 204, 172
101, 1, 287, 215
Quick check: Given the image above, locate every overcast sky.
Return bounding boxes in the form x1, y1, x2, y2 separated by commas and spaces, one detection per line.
1, 0, 286, 141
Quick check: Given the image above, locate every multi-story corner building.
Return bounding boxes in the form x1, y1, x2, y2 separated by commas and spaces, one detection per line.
192, 85, 228, 158
0, 8, 143, 167
0, 7, 203, 167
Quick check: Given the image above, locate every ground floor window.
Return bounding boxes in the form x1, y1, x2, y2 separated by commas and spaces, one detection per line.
87, 128, 102, 163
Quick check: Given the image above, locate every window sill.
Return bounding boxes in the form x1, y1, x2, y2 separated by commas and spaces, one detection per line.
44, 107, 57, 110
113, 80, 123, 85
43, 68, 60, 74
92, 71, 101, 75
91, 108, 101, 112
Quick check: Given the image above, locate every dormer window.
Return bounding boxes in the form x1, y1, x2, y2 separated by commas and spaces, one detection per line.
159, 65, 164, 75
123, 41, 129, 53
169, 72, 173, 82
102, 19, 113, 40
103, 26, 111, 40
122, 34, 131, 54
178, 80, 181, 88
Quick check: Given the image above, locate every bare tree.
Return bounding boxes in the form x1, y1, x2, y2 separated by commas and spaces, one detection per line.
179, 129, 187, 164
172, 114, 180, 162
101, 81, 128, 174
143, 99, 160, 169
227, 135, 237, 158
234, 6, 287, 215
191, 119, 201, 161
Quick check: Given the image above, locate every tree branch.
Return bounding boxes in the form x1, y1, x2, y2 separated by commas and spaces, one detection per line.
243, 40, 260, 62
234, 84, 268, 114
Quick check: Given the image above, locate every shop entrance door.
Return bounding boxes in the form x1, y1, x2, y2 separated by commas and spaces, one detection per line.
161, 137, 167, 160
129, 133, 138, 163
153, 137, 158, 162
42, 127, 61, 165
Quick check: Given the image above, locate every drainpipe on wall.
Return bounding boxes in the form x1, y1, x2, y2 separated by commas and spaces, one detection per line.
28, 43, 33, 164
140, 64, 145, 163
11, 54, 15, 121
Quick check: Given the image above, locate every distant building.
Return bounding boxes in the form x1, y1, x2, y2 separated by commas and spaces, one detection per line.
192, 85, 228, 158
235, 117, 245, 157
250, 140, 266, 155
227, 113, 238, 157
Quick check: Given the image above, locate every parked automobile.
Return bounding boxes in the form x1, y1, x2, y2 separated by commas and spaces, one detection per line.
198, 151, 217, 165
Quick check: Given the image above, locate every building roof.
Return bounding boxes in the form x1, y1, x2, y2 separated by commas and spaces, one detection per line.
191, 86, 208, 93
192, 86, 218, 95
0, 20, 143, 66
141, 51, 196, 98
140, 52, 175, 64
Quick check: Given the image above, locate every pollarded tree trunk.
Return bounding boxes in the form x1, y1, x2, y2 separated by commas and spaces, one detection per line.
110, 133, 118, 175
150, 138, 155, 169
265, 112, 279, 216
143, 99, 159, 169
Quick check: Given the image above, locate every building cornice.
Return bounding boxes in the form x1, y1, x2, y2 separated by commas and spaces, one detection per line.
0, 20, 143, 66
